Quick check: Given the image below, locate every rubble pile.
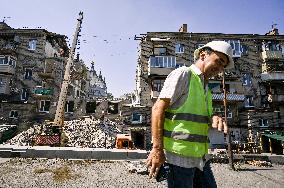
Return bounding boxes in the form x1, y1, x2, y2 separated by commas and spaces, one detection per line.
3, 118, 122, 148
4, 124, 42, 146
247, 160, 273, 167
64, 119, 121, 148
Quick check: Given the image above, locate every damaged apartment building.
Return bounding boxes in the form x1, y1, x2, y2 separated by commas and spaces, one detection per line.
0, 22, 89, 128
134, 24, 284, 154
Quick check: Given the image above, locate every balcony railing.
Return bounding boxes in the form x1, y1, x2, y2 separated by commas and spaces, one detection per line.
212, 93, 245, 102
33, 88, 54, 95
0, 64, 15, 74
148, 56, 181, 76
261, 72, 284, 81
261, 50, 283, 62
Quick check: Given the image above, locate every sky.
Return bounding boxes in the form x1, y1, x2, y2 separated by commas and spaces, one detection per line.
1, 0, 284, 97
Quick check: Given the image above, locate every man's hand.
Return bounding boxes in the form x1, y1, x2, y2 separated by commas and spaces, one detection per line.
146, 148, 166, 178
212, 115, 228, 134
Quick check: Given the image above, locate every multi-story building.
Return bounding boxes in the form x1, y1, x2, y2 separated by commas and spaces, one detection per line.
0, 22, 88, 127
134, 24, 284, 153
88, 62, 107, 99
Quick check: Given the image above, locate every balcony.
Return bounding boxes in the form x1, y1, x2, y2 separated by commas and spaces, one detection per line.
261, 72, 284, 81
0, 46, 17, 56
33, 87, 54, 99
148, 56, 177, 76
261, 50, 283, 62
0, 65, 15, 75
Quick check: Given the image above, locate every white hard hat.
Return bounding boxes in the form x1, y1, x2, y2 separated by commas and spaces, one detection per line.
194, 41, 234, 69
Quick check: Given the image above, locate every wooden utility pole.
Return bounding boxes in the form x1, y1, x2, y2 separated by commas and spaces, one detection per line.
223, 70, 235, 170
53, 12, 83, 127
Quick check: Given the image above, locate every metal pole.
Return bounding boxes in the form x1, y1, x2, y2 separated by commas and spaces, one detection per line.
53, 12, 83, 127
223, 70, 235, 170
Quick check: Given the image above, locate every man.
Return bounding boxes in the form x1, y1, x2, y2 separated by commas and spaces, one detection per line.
146, 41, 234, 188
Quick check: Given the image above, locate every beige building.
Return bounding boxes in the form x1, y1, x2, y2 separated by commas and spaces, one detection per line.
134, 24, 284, 153
0, 22, 89, 127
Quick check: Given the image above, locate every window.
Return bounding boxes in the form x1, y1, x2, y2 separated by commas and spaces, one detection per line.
65, 101, 74, 113
241, 45, 248, 55
242, 73, 252, 86
152, 80, 165, 92
21, 88, 29, 101
9, 110, 18, 119
132, 113, 142, 124
24, 68, 32, 79
245, 96, 254, 107
39, 100, 50, 112
0, 56, 8, 65
225, 40, 241, 57
153, 47, 167, 56
259, 119, 268, 127
196, 43, 205, 48
149, 56, 176, 68
28, 39, 37, 50
175, 43, 185, 53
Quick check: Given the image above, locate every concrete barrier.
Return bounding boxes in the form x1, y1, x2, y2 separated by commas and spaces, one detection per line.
0, 145, 148, 160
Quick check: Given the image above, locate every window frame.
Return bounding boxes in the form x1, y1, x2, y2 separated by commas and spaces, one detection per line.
9, 110, 18, 119
175, 43, 185, 53
24, 68, 33, 80
244, 96, 254, 107
39, 100, 50, 113
132, 112, 143, 124
28, 39, 37, 51
21, 88, 28, 101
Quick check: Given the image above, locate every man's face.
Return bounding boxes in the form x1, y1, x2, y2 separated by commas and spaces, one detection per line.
203, 51, 229, 79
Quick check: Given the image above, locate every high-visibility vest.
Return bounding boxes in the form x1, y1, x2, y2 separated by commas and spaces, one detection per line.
163, 68, 212, 158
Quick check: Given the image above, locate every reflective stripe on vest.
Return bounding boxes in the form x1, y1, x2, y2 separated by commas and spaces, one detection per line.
165, 111, 209, 124
164, 130, 209, 143
163, 67, 211, 158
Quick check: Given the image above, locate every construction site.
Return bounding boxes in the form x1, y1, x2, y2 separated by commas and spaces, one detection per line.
0, 10, 284, 187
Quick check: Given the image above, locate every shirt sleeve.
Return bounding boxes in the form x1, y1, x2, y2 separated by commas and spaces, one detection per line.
158, 67, 189, 106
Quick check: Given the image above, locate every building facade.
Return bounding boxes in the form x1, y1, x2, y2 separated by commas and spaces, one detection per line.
0, 22, 89, 126
134, 24, 284, 153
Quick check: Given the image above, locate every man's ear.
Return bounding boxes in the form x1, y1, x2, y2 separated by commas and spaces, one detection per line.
199, 51, 207, 61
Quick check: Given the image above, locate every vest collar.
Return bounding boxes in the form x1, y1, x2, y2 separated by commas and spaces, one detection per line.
190, 64, 202, 76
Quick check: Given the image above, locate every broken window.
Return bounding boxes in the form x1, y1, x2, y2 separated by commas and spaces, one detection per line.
28, 39, 37, 50
242, 73, 252, 86
21, 88, 29, 101
244, 96, 254, 107
24, 68, 32, 80
132, 113, 142, 124
259, 119, 268, 127
153, 47, 167, 56
262, 41, 282, 51
225, 40, 241, 57
86, 102, 96, 113
65, 101, 74, 113
39, 100, 50, 112
9, 110, 18, 119
175, 43, 185, 53
108, 101, 118, 114
152, 80, 165, 92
